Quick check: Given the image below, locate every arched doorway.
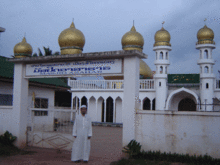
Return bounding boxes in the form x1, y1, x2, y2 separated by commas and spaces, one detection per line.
152, 98, 156, 110
143, 97, 150, 110
106, 97, 113, 122
81, 96, 87, 106
178, 98, 196, 111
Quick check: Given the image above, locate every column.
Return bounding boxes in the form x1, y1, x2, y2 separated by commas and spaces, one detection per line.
104, 99, 106, 122
113, 99, 116, 123
12, 63, 29, 148
70, 95, 73, 121
122, 56, 140, 146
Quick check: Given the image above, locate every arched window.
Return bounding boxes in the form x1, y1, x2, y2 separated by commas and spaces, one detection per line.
160, 52, 163, 59
160, 66, 163, 74
166, 52, 168, 60
156, 52, 158, 60
204, 50, 208, 59
159, 82, 161, 86
204, 66, 209, 73
200, 50, 202, 59
206, 83, 209, 89
143, 98, 150, 110
200, 66, 202, 73
165, 66, 167, 74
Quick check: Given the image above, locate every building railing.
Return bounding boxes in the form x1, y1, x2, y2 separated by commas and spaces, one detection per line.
69, 79, 155, 90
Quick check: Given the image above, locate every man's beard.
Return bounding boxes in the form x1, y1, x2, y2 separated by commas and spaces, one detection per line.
82, 112, 86, 115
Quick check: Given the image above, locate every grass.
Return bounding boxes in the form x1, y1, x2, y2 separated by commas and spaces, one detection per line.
110, 158, 172, 165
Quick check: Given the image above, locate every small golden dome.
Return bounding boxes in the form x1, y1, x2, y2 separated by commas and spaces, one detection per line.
104, 59, 152, 80
121, 25, 144, 52
58, 22, 85, 55
13, 37, 33, 58
154, 27, 171, 47
197, 25, 214, 45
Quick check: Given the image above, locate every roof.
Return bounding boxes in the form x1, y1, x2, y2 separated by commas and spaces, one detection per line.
0, 56, 70, 88
168, 74, 200, 84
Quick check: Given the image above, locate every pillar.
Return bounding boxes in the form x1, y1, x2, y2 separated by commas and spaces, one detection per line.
12, 63, 29, 148
122, 56, 140, 146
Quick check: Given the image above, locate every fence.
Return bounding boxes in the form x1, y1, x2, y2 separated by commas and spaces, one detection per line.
29, 108, 76, 134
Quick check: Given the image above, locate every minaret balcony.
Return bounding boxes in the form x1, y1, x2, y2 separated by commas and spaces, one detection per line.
197, 59, 215, 65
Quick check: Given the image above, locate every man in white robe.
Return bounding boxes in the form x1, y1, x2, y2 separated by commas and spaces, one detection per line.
71, 105, 92, 163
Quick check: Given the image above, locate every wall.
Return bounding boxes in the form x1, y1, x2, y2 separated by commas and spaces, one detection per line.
136, 110, 220, 158
0, 82, 57, 135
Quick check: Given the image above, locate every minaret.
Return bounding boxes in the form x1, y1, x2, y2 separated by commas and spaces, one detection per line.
196, 23, 215, 111
153, 22, 171, 110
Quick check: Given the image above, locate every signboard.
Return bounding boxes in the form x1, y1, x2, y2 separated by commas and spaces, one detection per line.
26, 59, 122, 77
168, 74, 200, 84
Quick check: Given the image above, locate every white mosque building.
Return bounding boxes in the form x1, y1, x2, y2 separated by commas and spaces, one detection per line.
12, 22, 220, 125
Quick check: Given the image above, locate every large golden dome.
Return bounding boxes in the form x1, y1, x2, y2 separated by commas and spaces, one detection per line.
104, 59, 152, 80
13, 37, 33, 58
121, 25, 144, 52
58, 22, 85, 55
197, 25, 214, 44
154, 27, 171, 47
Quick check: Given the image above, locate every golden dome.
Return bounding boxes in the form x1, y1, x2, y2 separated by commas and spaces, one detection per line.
139, 59, 153, 79
13, 37, 33, 58
197, 25, 214, 45
104, 59, 152, 80
154, 27, 171, 47
121, 25, 144, 52
58, 22, 85, 55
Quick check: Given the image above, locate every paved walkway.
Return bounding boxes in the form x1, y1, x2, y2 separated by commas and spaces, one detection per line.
0, 126, 123, 165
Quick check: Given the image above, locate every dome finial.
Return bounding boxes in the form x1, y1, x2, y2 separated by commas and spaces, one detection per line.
131, 21, 136, 32
70, 20, 75, 28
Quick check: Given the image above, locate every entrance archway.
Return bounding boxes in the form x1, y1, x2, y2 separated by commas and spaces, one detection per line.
165, 87, 199, 111
106, 97, 113, 122
178, 98, 196, 111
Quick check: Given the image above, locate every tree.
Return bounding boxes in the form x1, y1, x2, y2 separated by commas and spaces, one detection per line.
32, 47, 60, 57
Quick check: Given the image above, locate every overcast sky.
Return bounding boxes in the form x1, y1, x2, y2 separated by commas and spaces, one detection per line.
0, 0, 220, 77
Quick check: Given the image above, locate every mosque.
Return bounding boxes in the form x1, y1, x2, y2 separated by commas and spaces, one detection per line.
12, 21, 220, 124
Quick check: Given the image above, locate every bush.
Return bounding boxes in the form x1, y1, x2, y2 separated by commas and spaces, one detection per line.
0, 131, 17, 146
122, 140, 142, 158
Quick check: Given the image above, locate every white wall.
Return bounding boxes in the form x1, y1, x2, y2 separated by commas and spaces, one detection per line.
136, 110, 220, 158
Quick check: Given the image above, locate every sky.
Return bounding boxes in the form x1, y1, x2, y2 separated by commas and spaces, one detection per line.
0, 0, 220, 77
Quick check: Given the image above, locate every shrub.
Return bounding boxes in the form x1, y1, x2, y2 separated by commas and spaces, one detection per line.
122, 140, 142, 158
0, 131, 17, 146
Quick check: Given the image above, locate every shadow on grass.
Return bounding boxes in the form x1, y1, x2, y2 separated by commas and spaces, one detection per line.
0, 144, 37, 157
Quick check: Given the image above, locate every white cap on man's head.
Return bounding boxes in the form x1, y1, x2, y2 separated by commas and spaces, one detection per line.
80, 105, 87, 108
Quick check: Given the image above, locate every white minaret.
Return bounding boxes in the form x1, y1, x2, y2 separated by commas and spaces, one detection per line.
196, 24, 215, 111
153, 23, 171, 110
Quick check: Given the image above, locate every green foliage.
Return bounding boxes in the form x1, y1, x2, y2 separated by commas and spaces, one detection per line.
33, 47, 60, 57
38, 48, 43, 56
43, 46, 52, 56
137, 150, 220, 165
32, 53, 38, 57
0, 131, 17, 146
122, 140, 142, 158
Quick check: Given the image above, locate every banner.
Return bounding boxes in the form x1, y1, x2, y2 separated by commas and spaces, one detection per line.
26, 59, 122, 77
